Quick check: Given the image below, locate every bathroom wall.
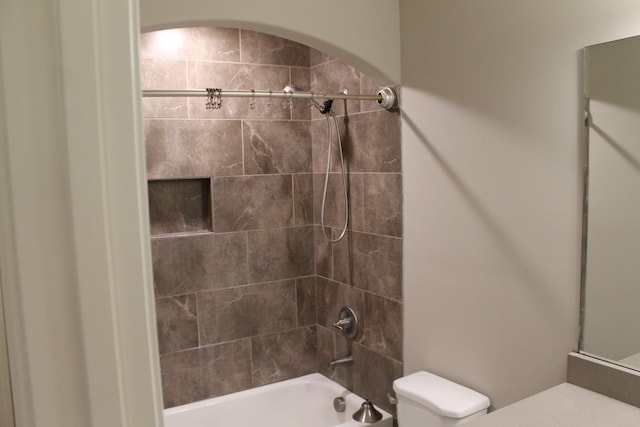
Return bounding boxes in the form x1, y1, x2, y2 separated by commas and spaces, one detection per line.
400, 0, 640, 410
309, 52, 403, 412
142, 27, 402, 412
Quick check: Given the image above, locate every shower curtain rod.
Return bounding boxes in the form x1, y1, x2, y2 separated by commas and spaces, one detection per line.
142, 86, 398, 110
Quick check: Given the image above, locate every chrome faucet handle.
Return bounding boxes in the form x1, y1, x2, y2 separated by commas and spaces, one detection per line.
332, 318, 352, 330
332, 307, 358, 339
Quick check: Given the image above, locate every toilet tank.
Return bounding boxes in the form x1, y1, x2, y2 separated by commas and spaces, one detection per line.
393, 372, 490, 427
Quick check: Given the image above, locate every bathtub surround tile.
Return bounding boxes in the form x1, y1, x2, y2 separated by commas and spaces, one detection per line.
296, 276, 317, 327
313, 173, 348, 231
251, 326, 317, 387
352, 343, 403, 414
314, 226, 333, 278
140, 58, 189, 118
311, 115, 348, 174
316, 277, 365, 336
200, 340, 252, 399
152, 233, 248, 297
145, 119, 243, 179
155, 294, 199, 354
331, 232, 353, 285
359, 293, 403, 361
144, 27, 403, 409
212, 175, 293, 232
348, 110, 401, 173
351, 232, 402, 300
160, 348, 206, 407
197, 280, 297, 344
290, 67, 312, 121
183, 27, 241, 62
293, 174, 314, 226
363, 173, 403, 237
243, 120, 312, 174
148, 179, 211, 235
247, 226, 314, 283
311, 60, 361, 116
316, 325, 354, 391
160, 339, 252, 408
310, 48, 335, 67
140, 28, 240, 62
313, 173, 364, 234
240, 30, 310, 67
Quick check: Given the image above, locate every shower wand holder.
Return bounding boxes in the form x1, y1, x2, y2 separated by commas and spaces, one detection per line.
319, 99, 334, 114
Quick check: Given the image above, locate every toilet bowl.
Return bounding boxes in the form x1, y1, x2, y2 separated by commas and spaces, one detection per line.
393, 371, 490, 426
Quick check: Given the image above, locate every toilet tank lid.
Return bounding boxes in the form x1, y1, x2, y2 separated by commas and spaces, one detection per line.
393, 371, 490, 419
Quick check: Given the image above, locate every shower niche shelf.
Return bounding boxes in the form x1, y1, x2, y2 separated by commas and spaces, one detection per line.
147, 178, 212, 236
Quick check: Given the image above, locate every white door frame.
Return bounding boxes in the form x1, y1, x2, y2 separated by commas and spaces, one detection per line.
0, 0, 163, 425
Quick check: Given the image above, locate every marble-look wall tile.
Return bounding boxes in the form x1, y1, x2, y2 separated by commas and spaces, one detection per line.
311, 60, 361, 116
314, 226, 333, 279
152, 233, 248, 297
316, 277, 365, 335
197, 280, 297, 344
317, 324, 353, 390
160, 339, 252, 408
160, 348, 205, 407
313, 173, 347, 230
359, 293, 402, 361
145, 119, 243, 179
200, 339, 252, 400
345, 110, 402, 173
140, 58, 188, 118
363, 173, 403, 237
251, 326, 317, 387
183, 27, 241, 62
351, 232, 402, 300
331, 231, 352, 286
310, 48, 335, 67
140, 27, 240, 62
313, 173, 364, 232
311, 116, 348, 174
316, 325, 335, 380
240, 30, 309, 67
156, 294, 198, 354
247, 226, 314, 283
148, 179, 210, 235
212, 175, 293, 232
293, 174, 314, 226
296, 276, 317, 327
243, 120, 311, 174
352, 343, 403, 414
290, 68, 311, 121
187, 62, 291, 120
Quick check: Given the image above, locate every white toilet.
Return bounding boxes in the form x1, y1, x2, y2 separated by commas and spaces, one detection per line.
393, 371, 490, 426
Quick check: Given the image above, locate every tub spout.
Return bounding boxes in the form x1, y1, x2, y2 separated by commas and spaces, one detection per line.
329, 355, 353, 368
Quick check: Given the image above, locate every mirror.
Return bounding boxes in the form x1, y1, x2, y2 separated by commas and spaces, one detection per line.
581, 34, 640, 371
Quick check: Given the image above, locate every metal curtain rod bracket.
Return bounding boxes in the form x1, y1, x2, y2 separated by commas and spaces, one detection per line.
142, 86, 398, 110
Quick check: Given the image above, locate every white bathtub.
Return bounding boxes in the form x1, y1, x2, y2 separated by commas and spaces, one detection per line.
164, 373, 393, 427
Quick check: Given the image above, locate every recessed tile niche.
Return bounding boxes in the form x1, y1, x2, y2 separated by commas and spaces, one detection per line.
147, 179, 211, 235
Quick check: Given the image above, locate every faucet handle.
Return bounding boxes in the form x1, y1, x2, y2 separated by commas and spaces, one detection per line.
332, 318, 352, 330
332, 307, 358, 339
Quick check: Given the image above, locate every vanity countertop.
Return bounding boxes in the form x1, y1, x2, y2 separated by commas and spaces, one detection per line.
464, 383, 640, 427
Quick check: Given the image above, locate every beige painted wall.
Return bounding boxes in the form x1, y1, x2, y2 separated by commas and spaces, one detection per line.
139, 0, 401, 84
400, 0, 640, 410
